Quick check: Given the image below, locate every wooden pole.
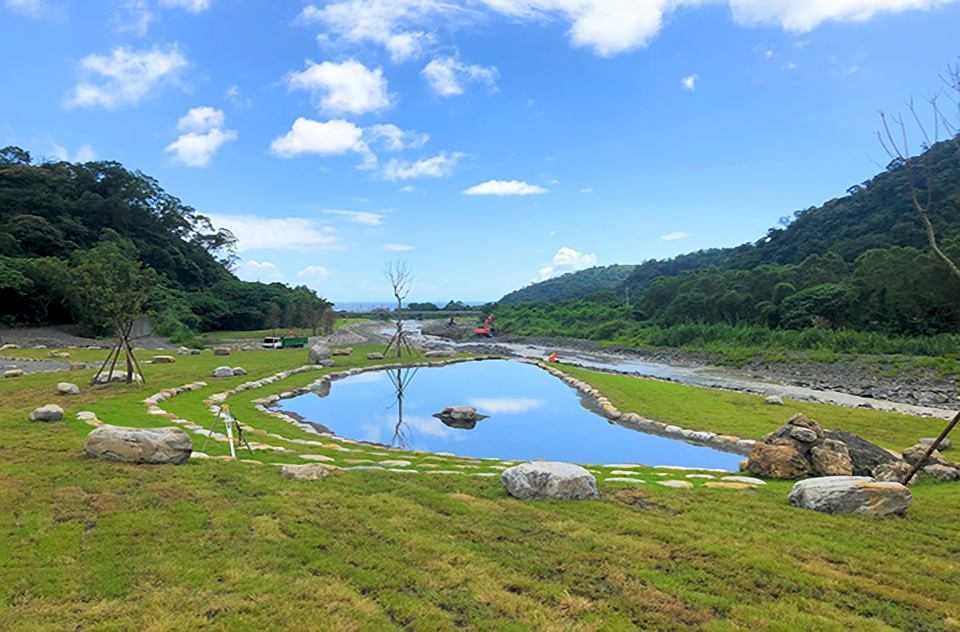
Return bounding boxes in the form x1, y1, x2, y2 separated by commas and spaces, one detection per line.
901, 411, 959, 485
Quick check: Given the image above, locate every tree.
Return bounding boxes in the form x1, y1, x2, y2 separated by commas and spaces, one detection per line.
383, 260, 416, 358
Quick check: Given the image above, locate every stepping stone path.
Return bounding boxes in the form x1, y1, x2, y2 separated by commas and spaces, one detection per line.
657, 480, 694, 489
721, 476, 767, 486
605, 477, 645, 483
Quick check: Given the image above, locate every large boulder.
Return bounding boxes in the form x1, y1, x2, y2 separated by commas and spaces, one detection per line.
922, 464, 959, 482
231, 367, 247, 376
919, 437, 952, 451
331, 347, 353, 357
152, 355, 176, 364
872, 461, 918, 486
1, 343, 19, 350
501, 462, 599, 500
366, 352, 384, 360
310, 380, 331, 398
309, 343, 332, 363
4, 369, 24, 378
214, 347, 231, 356
30, 404, 64, 422
822, 430, 901, 476
811, 438, 853, 476
84, 425, 192, 464
788, 476, 912, 516
746, 438, 811, 479
281, 463, 331, 481
92, 370, 143, 384
212, 366, 234, 378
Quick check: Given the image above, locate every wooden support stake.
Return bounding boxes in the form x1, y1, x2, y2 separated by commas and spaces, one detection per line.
901, 411, 959, 485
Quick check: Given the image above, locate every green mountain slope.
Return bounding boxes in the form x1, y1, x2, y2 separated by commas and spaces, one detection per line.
499, 265, 636, 304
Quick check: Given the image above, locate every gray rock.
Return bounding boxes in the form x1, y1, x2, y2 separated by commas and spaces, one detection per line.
790, 426, 819, 443
922, 464, 958, 482
69, 362, 86, 371
212, 366, 234, 378
501, 462, 599, 500
92, 370, 142, 384
85, 425, 193, 464
720, 476, 767, 486
152, 355, 176, 364
902, 443, 948, 467
214, 347, 231, 356
788, 476, 912, 516
366, 352, 384, 360
657, 480, 694, 488
811, 438, 853, 476
30, 404, 64, 422
281, 463, 331, 481
331, 347, 353, 356
177, 346, 190, 355
425, 349, 457, 358
919, 437, 952, 451
822, 430, 900, 476
56, 382, 80, 396
4, 369, 24, 378
764, 395, 784, 405
309, 343, 332, 363
872, 461, 918, 486
231, 367, 247, 376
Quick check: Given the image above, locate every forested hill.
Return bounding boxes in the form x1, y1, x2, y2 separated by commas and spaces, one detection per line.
500, 265, 635, 304
0, 146, 331, 339
499, 136, 960, 304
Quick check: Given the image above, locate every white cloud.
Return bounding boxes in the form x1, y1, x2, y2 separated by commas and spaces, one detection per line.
681, 73, 698, 90
286, 59, 393, 116
298, 1, 456, 62
298, 265, 332, 280
365, 124, 429, 152
463, 180, 548, 195
67, 44, 189, 109
728, 0, 956, 31
6, 0, 52, 18
580, 187, 594, 193
114, 0, 156, 36
324, 210, 385, 225
270, 118, 365, 158
782, 61, 797, 70
50, 143, 97, 163
421, 56, 498, 97
469, 398, 544, 414
165, 107, 236, 167
661, 231, 690, 240
383, 244, 414, 251
238, 260, 285, 281
159, 0, 210, 13
381, 151, 465, 180
400, 185, 416, 192
298, 0, 958, 60
535, 246, 597, 281
225, 84, 249, 108
207, 214, 343, 251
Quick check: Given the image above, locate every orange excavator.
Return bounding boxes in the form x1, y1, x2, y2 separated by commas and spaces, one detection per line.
474, 314, 496, 337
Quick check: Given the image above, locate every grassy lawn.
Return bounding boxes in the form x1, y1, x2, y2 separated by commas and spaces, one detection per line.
563, 365, 950, 451
1, 347, 958, 629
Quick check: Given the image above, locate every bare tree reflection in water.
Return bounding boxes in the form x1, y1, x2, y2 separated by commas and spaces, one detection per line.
386, 367, 419, 449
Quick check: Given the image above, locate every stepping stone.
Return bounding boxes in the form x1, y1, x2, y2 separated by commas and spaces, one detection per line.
388, 468, 418, 473
426, 470, 465, 475
470, 472, 498, 477
605, 477, 645, 483
343, 466, 385, 471
657, 480, 694, 489
379, 460, 412, 467
686, 474, 715, 479
301, 454, 335, 462
721, 476, 766, 486
609, 470, 642, 476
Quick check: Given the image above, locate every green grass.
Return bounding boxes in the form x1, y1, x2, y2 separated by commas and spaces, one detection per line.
562, 365, 947, 450
1, 348, 959, 629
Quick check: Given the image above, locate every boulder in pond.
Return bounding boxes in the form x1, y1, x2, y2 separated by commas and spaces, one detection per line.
30, 404, 64, 422
501, 462, 599, 500
84, 425, 192, 464
309, 343, 332, 363
811, 438, 853, 476
281, 463, 331, 481
788, 476, 912, 516
212, 366, 234, 378
433, 406, 488, 430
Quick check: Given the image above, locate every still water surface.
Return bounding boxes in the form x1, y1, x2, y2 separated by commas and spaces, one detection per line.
278, 360, 742, 469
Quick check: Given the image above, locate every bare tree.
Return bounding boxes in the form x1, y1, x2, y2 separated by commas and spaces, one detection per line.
876, 59, 960, 280
383, 260, 417, 358
876, 60, 960, 484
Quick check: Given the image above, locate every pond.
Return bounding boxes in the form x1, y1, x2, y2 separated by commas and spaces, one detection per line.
276, 360, 743, 470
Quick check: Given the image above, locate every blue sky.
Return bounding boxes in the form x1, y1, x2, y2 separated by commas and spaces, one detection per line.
3, 0, 959, 303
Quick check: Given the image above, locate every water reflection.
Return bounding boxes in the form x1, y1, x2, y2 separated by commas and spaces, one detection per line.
385, 367, 419, 449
